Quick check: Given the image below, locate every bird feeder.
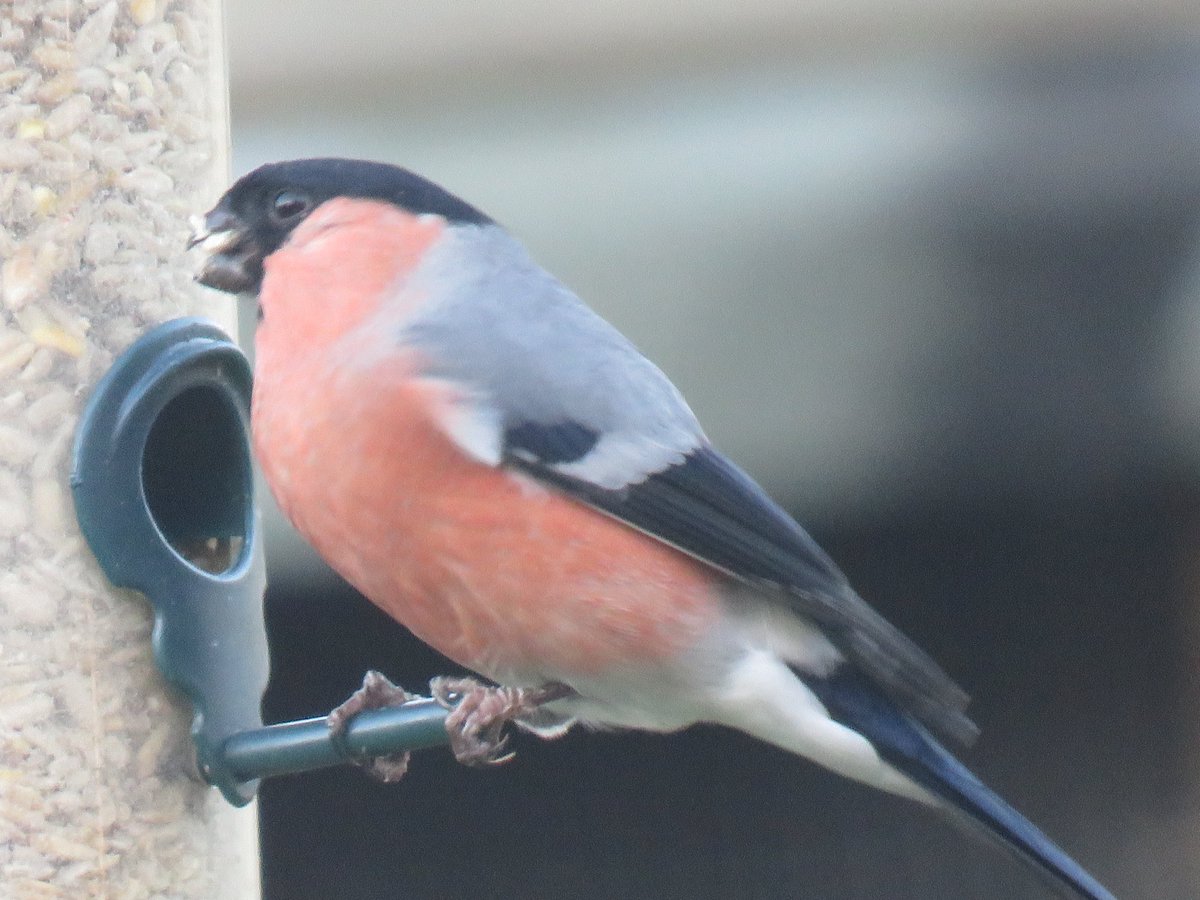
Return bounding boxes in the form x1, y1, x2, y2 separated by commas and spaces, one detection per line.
3, 5, 454, 895
0, 2, 257, 895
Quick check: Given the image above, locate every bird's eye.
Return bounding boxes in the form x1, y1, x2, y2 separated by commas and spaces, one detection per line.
270, 191, 311, 223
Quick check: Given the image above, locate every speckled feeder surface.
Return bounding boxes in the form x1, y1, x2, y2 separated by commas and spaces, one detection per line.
0, 2, 258, 896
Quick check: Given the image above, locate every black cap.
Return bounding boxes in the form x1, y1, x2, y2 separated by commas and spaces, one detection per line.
194, 158, 492, 294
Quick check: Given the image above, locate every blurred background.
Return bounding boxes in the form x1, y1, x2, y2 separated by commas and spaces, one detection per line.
225, 3, 1200, 898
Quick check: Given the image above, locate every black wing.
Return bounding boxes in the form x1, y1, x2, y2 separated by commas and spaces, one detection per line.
504, 433, 978, 748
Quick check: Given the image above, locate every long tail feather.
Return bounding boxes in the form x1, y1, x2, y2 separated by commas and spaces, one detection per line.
807, 669, 1116, 900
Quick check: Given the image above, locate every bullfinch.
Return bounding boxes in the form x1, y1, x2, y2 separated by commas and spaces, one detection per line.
190, 158, 1115, 900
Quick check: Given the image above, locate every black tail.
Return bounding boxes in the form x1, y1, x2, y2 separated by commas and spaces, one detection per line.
807, 669, 1116, 900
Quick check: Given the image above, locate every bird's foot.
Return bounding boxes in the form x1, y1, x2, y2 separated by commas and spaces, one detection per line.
430, 676, 573, 767
327, 670, 417, 783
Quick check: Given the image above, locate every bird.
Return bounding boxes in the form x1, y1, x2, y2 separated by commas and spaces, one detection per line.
190, 157, 1115, 900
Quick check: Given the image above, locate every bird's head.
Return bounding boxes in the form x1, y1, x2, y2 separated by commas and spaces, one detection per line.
190, 158, 491, 295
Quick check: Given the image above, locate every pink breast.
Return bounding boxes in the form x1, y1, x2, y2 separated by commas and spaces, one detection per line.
252, 350, 721, 683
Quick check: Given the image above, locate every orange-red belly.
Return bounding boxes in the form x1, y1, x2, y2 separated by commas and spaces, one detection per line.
252, 347, 721, 683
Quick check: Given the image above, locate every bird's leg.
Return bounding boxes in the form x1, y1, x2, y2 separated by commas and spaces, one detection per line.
430, 676, 574, 767
327, 669, 417, 783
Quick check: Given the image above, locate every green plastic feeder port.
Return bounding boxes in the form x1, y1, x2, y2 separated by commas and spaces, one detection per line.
70, 318, 448, 807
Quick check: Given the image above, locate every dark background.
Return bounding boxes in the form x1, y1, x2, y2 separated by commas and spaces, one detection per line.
259, 489, 1200, 900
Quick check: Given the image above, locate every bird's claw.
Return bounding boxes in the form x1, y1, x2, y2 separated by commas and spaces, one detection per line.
328, 669, 417, 782
430, 676, 573, 768
430, 676, 519, 766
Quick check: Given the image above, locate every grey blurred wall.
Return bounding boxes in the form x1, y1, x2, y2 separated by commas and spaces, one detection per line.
227, 1, 1200, 544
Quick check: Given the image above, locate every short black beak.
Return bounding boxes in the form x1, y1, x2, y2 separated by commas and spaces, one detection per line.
189, 208, 263, 294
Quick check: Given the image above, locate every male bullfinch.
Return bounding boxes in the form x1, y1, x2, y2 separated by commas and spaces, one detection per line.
190, 158, 1114, 900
